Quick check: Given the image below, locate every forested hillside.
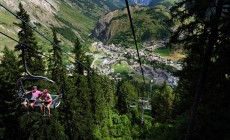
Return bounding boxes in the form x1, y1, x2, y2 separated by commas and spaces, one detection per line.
91, 4, 171, 44
0, 0, 121, 50
0, 0, 230, 140
0, 0, 177, 51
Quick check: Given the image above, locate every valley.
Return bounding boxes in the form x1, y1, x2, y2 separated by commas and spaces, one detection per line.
1, 0, 229, 139
0, 0, 182, 86
88, 40, 183, 86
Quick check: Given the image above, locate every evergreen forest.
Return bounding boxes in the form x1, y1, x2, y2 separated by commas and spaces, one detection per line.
0, 0, 230, 140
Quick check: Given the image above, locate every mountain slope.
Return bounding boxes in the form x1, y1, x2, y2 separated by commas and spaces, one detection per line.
90, 4, 171, 44
131, 0, 178, 6
0, 0, 176, 51
0, 0, 125, 50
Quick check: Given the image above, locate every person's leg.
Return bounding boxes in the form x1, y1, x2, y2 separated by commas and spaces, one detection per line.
23, 101, 28, 109
47, 104, 51, 116
30, 102, 35, 111
40, 103, 44, 114
23, 101, 29, 114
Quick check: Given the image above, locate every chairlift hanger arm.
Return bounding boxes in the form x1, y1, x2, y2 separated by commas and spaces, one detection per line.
15, 44, 56, 84
15, 43, 60, 99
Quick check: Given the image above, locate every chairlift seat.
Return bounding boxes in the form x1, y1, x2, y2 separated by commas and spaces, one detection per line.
130, 104, 136, 108
30, 97, 36, 101
21, 94, 61, 109
129, 102, 137, 108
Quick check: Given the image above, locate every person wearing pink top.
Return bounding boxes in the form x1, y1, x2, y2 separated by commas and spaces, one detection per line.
38, 89, 52, 116
23, 86, 41, 112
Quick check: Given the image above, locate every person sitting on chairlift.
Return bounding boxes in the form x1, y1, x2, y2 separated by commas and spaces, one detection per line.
38, 89, 52, 116
23, 86, 41, 113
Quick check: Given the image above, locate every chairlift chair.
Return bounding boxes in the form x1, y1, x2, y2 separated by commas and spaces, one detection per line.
15, 43, 62, 115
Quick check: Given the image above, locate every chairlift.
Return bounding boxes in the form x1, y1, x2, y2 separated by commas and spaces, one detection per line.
129, 97, 150, 109
15, 44, 62, 116
129, 102, 137, 108
137, 97, 152, 110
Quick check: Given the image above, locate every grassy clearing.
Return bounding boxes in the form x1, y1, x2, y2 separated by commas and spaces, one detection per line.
0, 38, 17, 51
132, 73, 145, 82
0, 10, 16, 24
89, 45, 96, 52
132, 72, 151, 83
111, 61, 132, 73
59, 2, 95, 35
111, 61, 152, 82
154, 47, 173, 56
165, 53, 186, 61
95, 60, 100, 65
154, 47, 186, 60
0, 10, 19, 50
0, 29, 18, 51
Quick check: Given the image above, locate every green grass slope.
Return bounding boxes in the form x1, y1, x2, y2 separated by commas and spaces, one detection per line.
92, 4, 172, 45
0, 0, 118, 52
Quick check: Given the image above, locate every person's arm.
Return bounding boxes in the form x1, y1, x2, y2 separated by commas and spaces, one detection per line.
37, 92, 43, 101
25, 90, 32, 94
46, 94, 52, 102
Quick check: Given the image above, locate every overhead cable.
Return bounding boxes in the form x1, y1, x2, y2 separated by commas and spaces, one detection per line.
0, 31, 76, 71
0, 2, 94, 73
124, 0, 146, 85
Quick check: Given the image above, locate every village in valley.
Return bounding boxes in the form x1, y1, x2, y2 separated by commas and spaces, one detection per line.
87, 40, 183, 87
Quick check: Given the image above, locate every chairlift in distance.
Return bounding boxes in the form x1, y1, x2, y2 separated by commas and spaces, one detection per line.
129, 97, 151, 110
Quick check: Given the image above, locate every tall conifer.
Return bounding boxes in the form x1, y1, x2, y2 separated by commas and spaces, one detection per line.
170, 0, 230, 139
61, 37, 93, 139
15, 3, 44, 75
48, 28, 65, 87
72, 38, 85, 75
0, 47, 20, 139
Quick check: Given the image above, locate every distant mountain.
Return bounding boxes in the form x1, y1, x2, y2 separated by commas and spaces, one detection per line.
90, 5, 172, 44
0, 0, 177, 51
130, 0, 178, 6
0, 0, 126, 50
133, 0, 154, 6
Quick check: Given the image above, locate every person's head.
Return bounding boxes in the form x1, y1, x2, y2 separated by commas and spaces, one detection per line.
43, 89, 48, 94
33, 86, 37, 92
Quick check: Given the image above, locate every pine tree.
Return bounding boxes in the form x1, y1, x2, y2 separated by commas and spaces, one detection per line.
62, 74, 93, 139
116, 80, 138, 115
42, 28, 71, 139
61, 37, 93, 139
100, 75, 116, 111
58, 77, 73, 139
17, 113, 67, 140
15, 3, 44, 75
48, 28, 65, 87
151, 81, 174, 123
72, 38, 85, 75
170, 0, 230, 139
0, 47, 21, 139
89, 74, 107, 139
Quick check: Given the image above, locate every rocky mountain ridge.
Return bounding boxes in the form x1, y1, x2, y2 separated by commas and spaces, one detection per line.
1, 0, 59, 27
0, 0, 176, 49
133, 0, 154, 6
0, 0, 125, 49
90, 5, 146, 43
90, 4, 172, 44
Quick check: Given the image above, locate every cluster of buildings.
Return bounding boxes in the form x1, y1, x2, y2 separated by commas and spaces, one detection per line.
90, 41, 181, 87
